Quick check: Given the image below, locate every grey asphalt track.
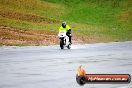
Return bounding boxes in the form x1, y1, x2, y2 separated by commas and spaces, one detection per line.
0, 41, 132, 88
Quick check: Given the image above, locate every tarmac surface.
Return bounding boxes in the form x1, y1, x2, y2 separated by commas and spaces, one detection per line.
0, 41, 132, 88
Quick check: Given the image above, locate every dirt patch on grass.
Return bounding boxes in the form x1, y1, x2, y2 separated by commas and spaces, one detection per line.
118, 11, 132, 22
0, 10, 59, 23
0, 26, 58, 46
73, 34, 115, 44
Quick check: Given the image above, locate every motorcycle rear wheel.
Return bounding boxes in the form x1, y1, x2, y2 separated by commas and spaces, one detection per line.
67, 44, 71, 49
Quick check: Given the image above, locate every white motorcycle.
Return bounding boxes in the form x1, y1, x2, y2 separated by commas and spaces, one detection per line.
58, 30, 71, 49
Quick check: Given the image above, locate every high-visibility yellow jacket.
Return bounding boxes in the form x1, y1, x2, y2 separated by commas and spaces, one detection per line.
59, 25, 70, 32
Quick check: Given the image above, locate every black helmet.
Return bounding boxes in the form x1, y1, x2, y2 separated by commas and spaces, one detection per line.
62, 22, 66, 28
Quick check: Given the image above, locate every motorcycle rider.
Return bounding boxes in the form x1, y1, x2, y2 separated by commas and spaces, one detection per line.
59, 22, 72, 44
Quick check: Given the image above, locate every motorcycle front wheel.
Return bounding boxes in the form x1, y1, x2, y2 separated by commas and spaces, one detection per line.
60, 39, 64, 49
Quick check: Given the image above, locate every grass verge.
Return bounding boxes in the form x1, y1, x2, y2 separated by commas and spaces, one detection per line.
0, 0, 132, 46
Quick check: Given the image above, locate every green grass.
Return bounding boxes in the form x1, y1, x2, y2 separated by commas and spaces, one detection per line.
0, 0, 66, 18
0, 0, 132, 44
0, 16, 59, 32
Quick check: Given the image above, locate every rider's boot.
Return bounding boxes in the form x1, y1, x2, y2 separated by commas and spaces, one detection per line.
69, 36, 72, 44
